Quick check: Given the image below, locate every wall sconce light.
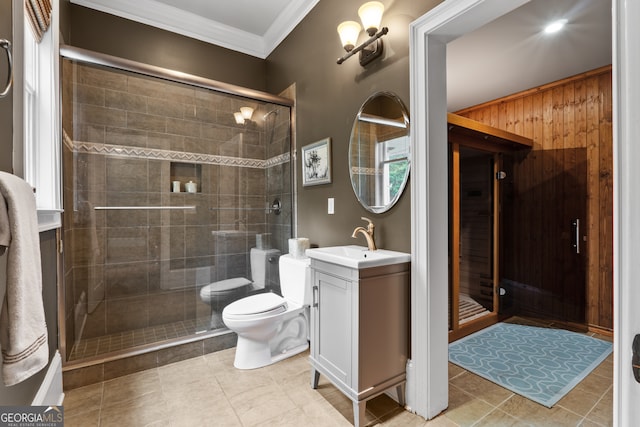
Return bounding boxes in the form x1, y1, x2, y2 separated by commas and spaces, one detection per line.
337, 1, 388, 66
234, 107, 254, 124
240, 107, 254, 120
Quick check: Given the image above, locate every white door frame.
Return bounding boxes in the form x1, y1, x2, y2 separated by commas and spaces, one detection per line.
611, 0, 640, 425
408, 0, 640, 422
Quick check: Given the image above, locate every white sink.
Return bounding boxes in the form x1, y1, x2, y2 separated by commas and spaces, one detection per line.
305, 245, 410, 269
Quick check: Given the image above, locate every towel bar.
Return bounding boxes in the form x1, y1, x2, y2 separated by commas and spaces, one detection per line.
94, 206, 196, 210
210, 208, 270, 211
0, 39, 12, 98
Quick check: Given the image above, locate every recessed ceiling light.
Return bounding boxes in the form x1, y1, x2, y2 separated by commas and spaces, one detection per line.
544, 19, 568, 34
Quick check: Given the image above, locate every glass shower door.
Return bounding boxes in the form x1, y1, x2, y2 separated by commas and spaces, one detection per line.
449, 144, 499, 340
61, 57, 292, 362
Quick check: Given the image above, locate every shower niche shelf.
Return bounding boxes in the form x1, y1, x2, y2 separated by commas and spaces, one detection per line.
170, 162, 201, 193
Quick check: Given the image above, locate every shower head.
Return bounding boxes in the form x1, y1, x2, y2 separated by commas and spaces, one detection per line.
263, 110, 278, 120
263, 109, 280, 144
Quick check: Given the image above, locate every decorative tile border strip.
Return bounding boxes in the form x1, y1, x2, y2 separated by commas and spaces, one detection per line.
351, 166, 382, 176
63, 131, 290, 169
265, 153, 290, 168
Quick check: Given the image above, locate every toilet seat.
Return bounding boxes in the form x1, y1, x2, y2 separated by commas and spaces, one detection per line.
223, 293, 287, 320
221, 254, 311, 370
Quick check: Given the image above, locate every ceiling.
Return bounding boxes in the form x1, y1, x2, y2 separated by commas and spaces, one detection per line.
71, 0, 611, 112
447, 0, 611, 111
70, 0, 320, 58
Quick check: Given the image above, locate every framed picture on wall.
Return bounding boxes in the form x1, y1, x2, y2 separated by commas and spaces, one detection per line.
302, 138, 332, 186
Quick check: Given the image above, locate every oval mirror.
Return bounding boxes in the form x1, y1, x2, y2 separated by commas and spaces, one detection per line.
349, 92, 410, 214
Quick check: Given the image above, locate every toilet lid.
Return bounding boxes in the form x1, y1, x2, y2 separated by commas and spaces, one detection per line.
207, 277, 252, 292
224, 293, 287, 316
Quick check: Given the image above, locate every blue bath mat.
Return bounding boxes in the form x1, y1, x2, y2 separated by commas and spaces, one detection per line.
448, 322, 612, 407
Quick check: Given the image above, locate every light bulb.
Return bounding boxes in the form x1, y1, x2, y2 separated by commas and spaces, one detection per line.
358, 1, 384, 36
337, 21, 362, 52
544, 19, 568, 34
240, 107, 254, 120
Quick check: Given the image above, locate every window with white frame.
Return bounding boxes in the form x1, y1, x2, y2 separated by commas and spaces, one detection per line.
375, 136, 409, 207
23, 1, 61, 231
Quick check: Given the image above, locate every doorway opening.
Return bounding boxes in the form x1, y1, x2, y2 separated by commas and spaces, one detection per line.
408, 0, 632, 420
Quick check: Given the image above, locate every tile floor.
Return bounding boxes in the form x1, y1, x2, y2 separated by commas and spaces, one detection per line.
63, 344, 613, 427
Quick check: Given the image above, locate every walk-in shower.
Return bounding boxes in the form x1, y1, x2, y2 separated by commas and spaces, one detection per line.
59, 47, 294, 366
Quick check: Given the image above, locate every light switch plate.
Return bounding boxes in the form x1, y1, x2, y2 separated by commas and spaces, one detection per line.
328, 198, 335, 214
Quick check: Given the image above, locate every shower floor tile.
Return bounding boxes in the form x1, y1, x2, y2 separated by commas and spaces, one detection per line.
68, 318, 211, 361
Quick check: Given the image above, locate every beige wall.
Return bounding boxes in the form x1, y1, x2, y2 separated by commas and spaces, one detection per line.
267, 0, 442, 252
67, 5, 268, 92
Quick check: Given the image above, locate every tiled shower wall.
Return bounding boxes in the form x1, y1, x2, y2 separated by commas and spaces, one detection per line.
61, 60, 292, 361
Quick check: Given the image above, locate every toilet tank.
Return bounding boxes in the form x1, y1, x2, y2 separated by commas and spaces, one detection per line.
279, 254, 311, 306
250, 248, 281, 289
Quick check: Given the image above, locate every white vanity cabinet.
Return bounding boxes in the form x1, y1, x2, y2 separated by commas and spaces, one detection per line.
308, 257, 410, 427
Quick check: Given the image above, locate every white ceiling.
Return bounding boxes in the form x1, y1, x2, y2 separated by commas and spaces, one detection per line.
70, 0, 320, 59
71, 0, 611, 112
447, 0, 611, 111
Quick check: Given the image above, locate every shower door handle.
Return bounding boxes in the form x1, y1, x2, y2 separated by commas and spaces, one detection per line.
0, 39, 12, 98
571, 219, 580, 254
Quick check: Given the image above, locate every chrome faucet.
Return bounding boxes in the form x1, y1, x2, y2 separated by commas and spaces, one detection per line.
351, 217, 377, 251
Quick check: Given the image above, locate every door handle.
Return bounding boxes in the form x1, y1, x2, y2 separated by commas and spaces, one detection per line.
312, 286, 318, 308
571, 219, 580, 254
0, 39, 12, 98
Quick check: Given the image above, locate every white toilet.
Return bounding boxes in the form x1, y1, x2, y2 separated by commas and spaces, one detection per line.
200, 247, 280, 329
222, 254, 311, 369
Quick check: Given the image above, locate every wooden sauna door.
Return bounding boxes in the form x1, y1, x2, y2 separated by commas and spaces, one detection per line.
500, 148, 588, 325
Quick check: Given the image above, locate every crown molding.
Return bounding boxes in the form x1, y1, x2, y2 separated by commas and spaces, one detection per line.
71, 0, 317, 58
264, 0, 320, 55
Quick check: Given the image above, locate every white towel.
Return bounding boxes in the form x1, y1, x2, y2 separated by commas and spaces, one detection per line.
0, 192, 8, 256
0, 172, 48, 386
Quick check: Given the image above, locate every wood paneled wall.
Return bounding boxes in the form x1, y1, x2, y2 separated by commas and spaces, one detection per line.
456, 66, 613, 331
